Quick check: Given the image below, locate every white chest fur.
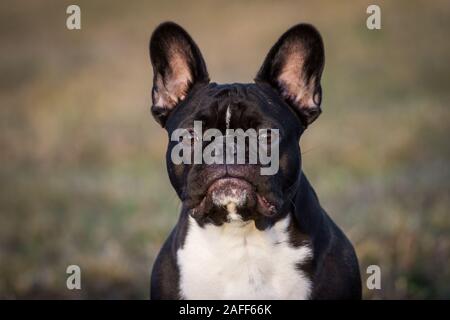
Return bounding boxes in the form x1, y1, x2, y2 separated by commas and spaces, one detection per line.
177, 215, 313, 299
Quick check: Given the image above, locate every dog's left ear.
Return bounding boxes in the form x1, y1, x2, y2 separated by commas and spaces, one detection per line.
149, 22, 209, 127
255, 24, 325, 127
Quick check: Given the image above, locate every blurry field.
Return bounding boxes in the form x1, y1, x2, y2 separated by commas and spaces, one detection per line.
0, 0, 449, 299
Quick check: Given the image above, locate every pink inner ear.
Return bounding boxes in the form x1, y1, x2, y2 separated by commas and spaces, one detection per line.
153, 50, 192, 110
276, 44, 318, 110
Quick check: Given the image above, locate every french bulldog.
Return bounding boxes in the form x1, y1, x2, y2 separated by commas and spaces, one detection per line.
148, 22, 361, 300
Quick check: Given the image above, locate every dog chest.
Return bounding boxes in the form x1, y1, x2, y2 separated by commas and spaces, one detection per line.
177, 215, 313, 299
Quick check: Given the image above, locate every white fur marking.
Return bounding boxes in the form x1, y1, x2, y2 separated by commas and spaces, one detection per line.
226, 202, 242, 221
225, 105, 232, 129
212, 188, 247, 222
177, 215, 313, 299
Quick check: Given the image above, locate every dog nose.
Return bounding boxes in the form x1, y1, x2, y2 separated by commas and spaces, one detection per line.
208, 177, 255, 209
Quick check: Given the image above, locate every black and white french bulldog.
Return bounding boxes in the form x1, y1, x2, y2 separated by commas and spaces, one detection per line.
149, 22, 361, 300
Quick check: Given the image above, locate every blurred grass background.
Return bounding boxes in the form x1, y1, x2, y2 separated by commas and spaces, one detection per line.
0, 0, 449, 299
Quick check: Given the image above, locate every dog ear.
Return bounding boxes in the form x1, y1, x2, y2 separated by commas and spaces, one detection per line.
255, 24, 325, 127
149, 22, 209, 127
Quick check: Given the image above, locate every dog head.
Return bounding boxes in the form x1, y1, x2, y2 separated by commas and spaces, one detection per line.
149, 22, 324, 228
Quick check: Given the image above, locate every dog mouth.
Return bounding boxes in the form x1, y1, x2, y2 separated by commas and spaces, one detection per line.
190, 177, 278, 220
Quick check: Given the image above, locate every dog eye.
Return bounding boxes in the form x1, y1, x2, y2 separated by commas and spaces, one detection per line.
259, 129, 280, 146
259, 130, 270, 142
259, 133, 270, 145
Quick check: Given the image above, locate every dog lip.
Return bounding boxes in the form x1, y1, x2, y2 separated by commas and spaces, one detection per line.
190, 176, 256, 215
189, 175, 280, 219
256, 194, 277, 217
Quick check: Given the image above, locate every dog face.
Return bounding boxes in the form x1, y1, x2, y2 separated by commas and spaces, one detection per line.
149, 22, 324, 228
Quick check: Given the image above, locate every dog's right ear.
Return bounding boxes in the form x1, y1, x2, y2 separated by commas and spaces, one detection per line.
149, 22, 209, 127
